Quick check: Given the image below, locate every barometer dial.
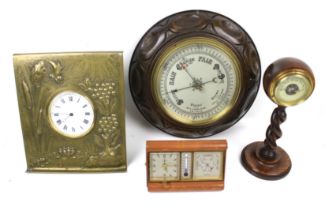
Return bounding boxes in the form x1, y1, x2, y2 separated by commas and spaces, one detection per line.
153, 38, 240, 125
129, 10, 261, 137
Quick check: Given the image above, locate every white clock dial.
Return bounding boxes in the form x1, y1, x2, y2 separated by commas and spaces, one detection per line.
154, 38, 241, 125
48, 91, 95, 138
149, 152, 180, 181
193, 152, 223, 180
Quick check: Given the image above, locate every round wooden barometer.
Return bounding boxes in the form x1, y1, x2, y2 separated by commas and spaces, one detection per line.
129, 10, 261, 138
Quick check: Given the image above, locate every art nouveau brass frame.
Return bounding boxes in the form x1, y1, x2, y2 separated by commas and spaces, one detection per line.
13, 52, 127, 172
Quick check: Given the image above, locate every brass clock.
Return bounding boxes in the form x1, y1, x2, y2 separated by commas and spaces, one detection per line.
14, 52, 127, 172
129, 10, 261, 138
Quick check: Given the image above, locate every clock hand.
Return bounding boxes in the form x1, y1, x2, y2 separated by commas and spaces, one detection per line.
52, 112, 71, 115
62, 115, 72, 123
162, 159, 168, 172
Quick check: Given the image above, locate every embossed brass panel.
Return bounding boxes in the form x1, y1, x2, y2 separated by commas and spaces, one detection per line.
13, 52, 127, 172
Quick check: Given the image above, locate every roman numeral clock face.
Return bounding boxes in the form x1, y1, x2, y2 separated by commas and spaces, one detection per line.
48, 91, 95, 138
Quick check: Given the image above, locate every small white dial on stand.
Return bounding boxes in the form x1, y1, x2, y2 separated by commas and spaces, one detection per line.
274, 74, 313, 106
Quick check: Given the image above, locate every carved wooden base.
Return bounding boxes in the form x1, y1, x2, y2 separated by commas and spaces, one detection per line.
241, 141, 291, 180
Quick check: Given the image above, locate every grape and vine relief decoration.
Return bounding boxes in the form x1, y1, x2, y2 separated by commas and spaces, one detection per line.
14, 53, 126, 171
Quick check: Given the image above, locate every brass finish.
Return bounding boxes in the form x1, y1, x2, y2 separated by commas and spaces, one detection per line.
13, 52, 127, 172
267, 69, 315, 107
152, 37, 242, 126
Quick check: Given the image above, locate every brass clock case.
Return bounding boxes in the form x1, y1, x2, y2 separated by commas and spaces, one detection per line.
129, 10, 261, 138
14, 52, 127, 172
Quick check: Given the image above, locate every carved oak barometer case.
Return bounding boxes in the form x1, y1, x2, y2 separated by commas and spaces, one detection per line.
14, 52, 127, 172
130, 10, 261, 138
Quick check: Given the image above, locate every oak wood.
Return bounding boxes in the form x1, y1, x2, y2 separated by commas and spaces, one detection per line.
241, 57, 315, 180
147, 140, 227, 152
241, 141, 291, 180
129, 10, 261, 138
241, 104, 291, 180
148, 181, 224, 192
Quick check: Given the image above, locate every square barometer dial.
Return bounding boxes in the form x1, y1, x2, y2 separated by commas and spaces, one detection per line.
193, 152, 223, 180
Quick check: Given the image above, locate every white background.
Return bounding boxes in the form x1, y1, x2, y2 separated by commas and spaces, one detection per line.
1, 0, 324, 209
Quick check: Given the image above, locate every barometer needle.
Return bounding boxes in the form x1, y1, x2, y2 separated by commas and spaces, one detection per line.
166, 77, 218, 94
180, 62, 196, 82
167, 85, 193, 94
184, 68, 196, 82
201, 77, 218, 85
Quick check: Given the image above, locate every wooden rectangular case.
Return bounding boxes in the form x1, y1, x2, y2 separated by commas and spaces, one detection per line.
146, 140, 227, 192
